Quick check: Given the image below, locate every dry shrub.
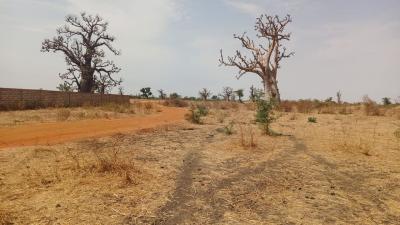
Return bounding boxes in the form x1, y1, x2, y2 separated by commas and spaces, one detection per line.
101, 102, 135, 114
295, 100, 315, 113
279, 100, 295, 112
238, 124, 257, 149
219, 101, 239, 110
289, 113, 297, 120
144, 102, 154, 113
163, 98, 189, 107
75, 111, 86, 119
318, 105, 335, 114
216, 110, 228, 123
244, 102, 256, 111
66, 138, 138, 184
92, 148, 135, 174
331, 122, 377, 156
338, 105, 352, 115
362, 96, 382, 116
56, 108, 71, 121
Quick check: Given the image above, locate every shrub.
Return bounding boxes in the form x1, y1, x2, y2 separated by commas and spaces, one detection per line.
255, 99, 276, 135
56, 108, 71, 121
185, 107, 202, 124
223, 121, 234, 135
144, 102, 154, 113
185, 104, 210, 124
363, 95, 382, 116
163, 99, 189, 107
216, 110, 228, 123
196, 104, 209, 116
308, 117, 317, 123
279, 100, 294, 112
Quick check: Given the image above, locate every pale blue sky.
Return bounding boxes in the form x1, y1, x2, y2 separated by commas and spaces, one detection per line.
0, 0, 399, 102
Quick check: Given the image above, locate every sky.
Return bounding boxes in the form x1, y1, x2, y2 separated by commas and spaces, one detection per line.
0, 0, 399, 102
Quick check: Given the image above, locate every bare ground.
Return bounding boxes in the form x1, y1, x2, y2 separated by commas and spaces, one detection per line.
1, 106, 399, 225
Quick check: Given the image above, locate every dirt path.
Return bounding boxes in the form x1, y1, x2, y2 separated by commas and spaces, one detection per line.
0, 106, 187, 149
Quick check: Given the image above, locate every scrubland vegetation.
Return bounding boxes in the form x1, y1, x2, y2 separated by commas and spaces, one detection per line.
0, 97, 399, 224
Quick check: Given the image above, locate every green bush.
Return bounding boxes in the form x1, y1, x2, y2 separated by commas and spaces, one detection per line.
308, 117, 317, 123
185, 104, 210, 124
255, 99, 275, 135
196, 104, 209, 116
185, 107, 202, 124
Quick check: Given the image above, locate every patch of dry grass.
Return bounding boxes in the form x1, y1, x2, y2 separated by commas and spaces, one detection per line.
0, 208, 13, 225
1, 104, 399, 224
56, 108, 71, 121
238, 124, 257, 149
0, 101, 164, 127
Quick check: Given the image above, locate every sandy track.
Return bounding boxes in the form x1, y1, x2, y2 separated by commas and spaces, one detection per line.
0, 106, 187, 149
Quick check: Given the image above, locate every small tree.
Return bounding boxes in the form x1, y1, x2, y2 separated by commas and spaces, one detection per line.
140, 87, 152, 99
211, 95, 219, 100
158, 89, 167, 99
249, 85, 264, 102
325, 97, 333, 103
57, 82, 74, 92
95, 75, 122, 94
42, 13, 121, 93
199, 88, 212, 100
222, 87, 234, 101
170, 92, 180, 99
382, 97, 392, 105
118, 86, 124, 95
235, 89, 244, 103
255, 99, 276, 135
336, 91, 342, 104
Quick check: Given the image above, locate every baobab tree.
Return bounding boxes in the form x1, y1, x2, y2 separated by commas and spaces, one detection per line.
41, 13, 121, 93
222, 87, 234, 101
220, 14, 294, 103
199, 88, 212, 100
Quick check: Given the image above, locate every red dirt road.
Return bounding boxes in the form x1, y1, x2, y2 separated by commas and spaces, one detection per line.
0, 106, 187, 149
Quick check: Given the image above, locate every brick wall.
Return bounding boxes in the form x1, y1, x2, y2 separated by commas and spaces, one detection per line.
0, 88, 130, 110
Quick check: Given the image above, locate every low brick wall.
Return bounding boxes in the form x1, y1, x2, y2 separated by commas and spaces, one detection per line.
0, 88, 130, 110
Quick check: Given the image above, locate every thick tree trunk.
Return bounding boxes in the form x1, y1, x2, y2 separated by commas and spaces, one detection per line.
262, 76, 281, 103
79, 73, 94, 93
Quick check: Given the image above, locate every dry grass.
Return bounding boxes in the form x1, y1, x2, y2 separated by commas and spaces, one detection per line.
0, 208, 13, 225
162, 98, 189, 107
1, 104, 399, 224
238, 124, 257, 149
0, 101, 163, 127
56, 108, 71, 121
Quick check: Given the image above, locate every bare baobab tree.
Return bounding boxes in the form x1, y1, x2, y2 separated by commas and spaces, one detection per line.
41, 12, 121, 93
199, 88, 212, 100
220, 14, 294, 103
222, 87, 234, 101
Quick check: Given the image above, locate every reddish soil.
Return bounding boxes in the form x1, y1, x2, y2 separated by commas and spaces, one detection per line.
0, 106, 187, 149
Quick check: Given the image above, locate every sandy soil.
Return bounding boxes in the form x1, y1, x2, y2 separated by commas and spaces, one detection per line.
0, 106, 186, 148
1, 104, 399, 224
